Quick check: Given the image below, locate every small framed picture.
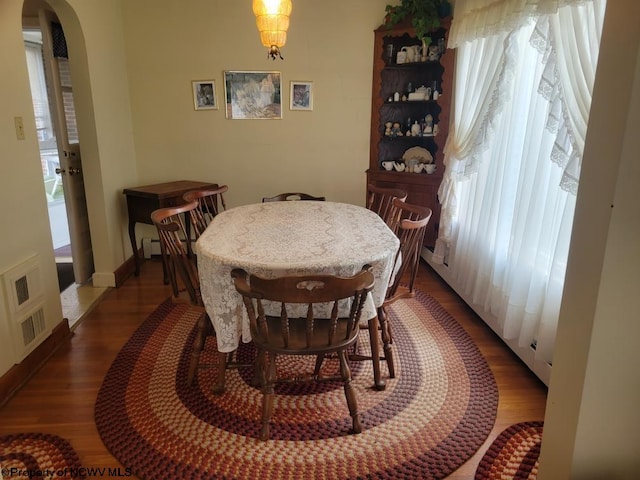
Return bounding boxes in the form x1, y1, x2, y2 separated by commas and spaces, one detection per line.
192, 80, 217, 110
290, 81, 313, 111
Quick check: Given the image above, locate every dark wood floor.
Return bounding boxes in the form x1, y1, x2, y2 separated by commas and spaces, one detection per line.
0, 257, 548, 479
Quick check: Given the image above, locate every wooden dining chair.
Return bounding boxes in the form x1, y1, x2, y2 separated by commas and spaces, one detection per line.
151, 202, 200, 300
262, 192, 326, 202
231, 266, 374, 441
182, 184, 228, 239
151, 202, 248, 394
366, 184, 408, 231
352, 199, 432, 381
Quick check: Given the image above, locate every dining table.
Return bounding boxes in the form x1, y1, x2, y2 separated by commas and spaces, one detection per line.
195, 200, 400, 389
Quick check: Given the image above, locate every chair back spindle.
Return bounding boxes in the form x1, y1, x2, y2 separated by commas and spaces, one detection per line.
183, 185, 228, 239
366, 184, 408, 232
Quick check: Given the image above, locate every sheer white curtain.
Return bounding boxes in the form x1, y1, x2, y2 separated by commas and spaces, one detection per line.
435, 0, 605, 367
434, 30, 515, 263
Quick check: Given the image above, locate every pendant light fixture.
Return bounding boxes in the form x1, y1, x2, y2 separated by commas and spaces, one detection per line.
252, 0, 292, 60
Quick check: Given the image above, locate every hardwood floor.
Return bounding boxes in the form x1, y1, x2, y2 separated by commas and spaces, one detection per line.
0, 257, 548, 478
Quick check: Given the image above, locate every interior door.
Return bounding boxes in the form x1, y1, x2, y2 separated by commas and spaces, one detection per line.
39, 9, 94, 283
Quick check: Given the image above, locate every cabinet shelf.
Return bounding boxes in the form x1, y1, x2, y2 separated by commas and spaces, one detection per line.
383, 60, 442, 70
382, 100, 439, 106
381, 135, 438, 142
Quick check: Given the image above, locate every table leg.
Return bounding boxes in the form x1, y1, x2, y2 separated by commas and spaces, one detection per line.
368, 313, 386, 391
128, 221, 140, 276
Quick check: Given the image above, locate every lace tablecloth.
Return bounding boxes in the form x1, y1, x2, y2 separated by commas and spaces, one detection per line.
195, 201, 400, 353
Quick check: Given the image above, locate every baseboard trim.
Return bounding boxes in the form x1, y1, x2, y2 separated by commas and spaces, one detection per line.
114, 249, 143, 288
0, 319, 72, 408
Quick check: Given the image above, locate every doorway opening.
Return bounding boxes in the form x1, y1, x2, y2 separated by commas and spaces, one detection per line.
23, 29, 74, 290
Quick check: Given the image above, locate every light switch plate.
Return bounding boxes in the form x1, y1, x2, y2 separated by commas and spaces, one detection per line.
14, 116, 25, 140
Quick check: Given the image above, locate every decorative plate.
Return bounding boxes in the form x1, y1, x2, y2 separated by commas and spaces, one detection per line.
402, 146, 433, 164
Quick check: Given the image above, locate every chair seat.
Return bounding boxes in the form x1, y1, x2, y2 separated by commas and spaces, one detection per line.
255, 315, 358, 354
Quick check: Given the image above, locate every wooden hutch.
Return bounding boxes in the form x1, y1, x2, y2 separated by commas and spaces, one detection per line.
367, 17, 453, 248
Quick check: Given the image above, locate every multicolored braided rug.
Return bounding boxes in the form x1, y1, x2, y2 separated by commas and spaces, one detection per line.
0, 433, 84, 479
475, 422, 544, 480
95, 290, 499, 479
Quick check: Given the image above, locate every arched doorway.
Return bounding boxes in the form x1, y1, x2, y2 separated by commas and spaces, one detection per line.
22, 0, 105, 326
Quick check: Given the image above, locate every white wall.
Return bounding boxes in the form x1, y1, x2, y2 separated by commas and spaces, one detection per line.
539, 1, 640, 478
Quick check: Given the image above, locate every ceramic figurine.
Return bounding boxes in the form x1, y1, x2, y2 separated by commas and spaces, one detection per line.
385, 121, 393, 136
424, 114, 434, 134
411, 121, 422, 137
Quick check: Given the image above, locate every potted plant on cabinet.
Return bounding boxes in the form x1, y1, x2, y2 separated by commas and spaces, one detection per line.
384, 0, 452, 47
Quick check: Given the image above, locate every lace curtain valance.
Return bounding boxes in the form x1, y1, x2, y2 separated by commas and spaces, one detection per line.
449, 0, 593, 48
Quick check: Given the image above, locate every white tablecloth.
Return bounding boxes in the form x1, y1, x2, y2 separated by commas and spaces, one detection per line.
195, 201, 400, 353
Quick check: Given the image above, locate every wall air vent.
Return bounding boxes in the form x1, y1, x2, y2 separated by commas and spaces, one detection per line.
2, 254, 49, 361
21, 308, 46, 346
15, 275, 30, 305
2, 254, 43, 316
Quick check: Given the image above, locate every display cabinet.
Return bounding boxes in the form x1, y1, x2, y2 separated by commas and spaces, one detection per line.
367, 17, 453, 248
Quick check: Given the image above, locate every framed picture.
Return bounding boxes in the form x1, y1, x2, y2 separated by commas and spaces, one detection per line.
223, 71, 282, 119
290, 81, 313, 111
192, 80, 217, 110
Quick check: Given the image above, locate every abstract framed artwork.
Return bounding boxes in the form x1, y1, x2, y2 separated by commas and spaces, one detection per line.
223, 71, 282, 119
192, 80, 217, 110
290, 81, 313, 111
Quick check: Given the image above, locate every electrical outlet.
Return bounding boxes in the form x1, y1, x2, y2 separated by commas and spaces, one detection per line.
14, 116, 25, 140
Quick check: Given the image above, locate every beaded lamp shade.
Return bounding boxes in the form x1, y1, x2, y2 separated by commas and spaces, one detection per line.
253, 0, 292, 60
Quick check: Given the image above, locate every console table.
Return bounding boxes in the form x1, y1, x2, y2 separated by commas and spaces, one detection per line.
123, 180, 218, 278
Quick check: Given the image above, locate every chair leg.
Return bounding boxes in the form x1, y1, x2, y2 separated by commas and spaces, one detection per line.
260, 353, 277, 441
338, 350, 361, 434
211, 351, 227, 394
188, 313, 209, 386
314, 354, 325, 377
367, 315, 385, 390
165, 255, 179, 296
378, 306, 395, 379
252, 348, 267, 387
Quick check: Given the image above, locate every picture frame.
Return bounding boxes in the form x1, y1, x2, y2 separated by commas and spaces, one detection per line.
290, 81, 313, 111
223, 71, 282, 119
192, 80, 217, 110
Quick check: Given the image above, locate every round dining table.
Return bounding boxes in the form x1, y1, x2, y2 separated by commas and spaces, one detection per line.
195, 200, 400, 389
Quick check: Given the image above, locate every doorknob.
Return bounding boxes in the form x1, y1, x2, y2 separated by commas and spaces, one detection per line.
68, 167, 81, 175
55, 167, 66, 175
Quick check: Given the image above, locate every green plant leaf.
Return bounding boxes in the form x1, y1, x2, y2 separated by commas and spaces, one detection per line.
384, 0, 447, 41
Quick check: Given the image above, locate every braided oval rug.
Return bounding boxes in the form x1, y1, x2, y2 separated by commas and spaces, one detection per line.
0, 433, 84, 479
95, 290, 498, 480
475, 422, 544, 480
